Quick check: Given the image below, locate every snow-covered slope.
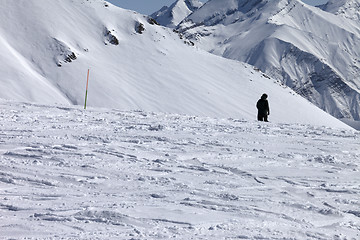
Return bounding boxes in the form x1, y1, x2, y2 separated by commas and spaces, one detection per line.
0, 100, 359, 239
320, 0, 360, 21
175, 0, 360, 124
151, 0, 203, 28
0, 0, 349, 128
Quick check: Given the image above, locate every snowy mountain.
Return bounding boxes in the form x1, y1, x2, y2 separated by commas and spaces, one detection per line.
151, 0, 203, 28
1, 100, 359, 239
172, 0, 360, 125
319, 0, 360, 21
0, 0, 349, 128
1, 1, 359, 238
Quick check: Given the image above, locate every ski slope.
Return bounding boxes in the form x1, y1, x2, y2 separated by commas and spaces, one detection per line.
0, 0, 351, 128
0, 1, 359, 239
0, 100, 359, 239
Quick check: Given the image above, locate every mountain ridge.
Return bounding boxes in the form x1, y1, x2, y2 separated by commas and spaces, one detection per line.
152, 0, 360, 126
0, 0, 350, 129
151, 0, 203, 28
320, 0, 360, 21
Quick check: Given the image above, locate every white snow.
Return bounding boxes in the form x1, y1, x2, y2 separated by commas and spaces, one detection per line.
0, 0, 350, 128
320, 0, 360, 21
151, 0, 204, 28
176, 0, 360, 126
0, 1, 359, 238
0, 100, 359, 239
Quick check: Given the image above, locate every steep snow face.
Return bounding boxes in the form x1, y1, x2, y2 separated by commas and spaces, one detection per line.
151, 0, 203, 28
0, 0, 349, 128
176, 0, 360, 124
320, 0, 360, 21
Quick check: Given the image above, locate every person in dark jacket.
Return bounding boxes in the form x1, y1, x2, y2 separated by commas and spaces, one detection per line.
256, 93, 270, 122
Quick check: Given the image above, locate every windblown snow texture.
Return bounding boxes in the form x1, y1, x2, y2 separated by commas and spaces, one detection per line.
0, 100, 359, 239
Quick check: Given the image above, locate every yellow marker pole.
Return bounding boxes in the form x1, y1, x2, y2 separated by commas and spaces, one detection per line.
84, 69, 90, 109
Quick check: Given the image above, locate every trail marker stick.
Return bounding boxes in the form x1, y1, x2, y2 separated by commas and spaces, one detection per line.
84, 69, 90, 109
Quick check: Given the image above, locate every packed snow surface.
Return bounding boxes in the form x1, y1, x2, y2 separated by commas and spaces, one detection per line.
0, 100, 359, 239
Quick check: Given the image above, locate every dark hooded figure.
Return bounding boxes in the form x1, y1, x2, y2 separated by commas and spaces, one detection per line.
256, 94, 270, 122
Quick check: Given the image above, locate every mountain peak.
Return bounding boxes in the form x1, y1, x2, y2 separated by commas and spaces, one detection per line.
151, 0, 203, 28
181, 0, 300, 27
176, 0, 360, 125
320, 0, 360, 21
185, 0, 204, 10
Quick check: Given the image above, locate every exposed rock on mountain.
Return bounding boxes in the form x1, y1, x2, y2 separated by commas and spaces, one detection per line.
151, 0, 203, 28
0, 0, 346, 127
319, 0, 360, 21
172, 0, 360, 124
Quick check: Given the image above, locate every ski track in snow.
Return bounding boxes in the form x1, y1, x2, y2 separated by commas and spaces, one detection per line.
0, 101, 359, 239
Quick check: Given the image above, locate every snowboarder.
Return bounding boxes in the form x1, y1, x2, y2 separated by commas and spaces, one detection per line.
256, 93, 270, 122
